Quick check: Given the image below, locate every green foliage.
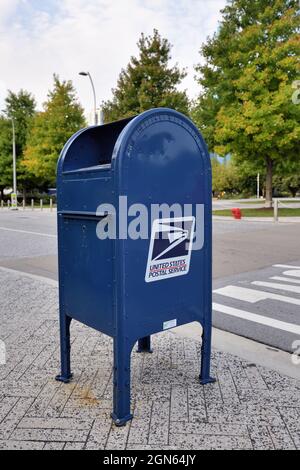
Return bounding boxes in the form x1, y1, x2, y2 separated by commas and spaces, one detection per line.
23, 75, 86, 186
193, 0, 300, 204
102, 29, 190, 122
4, 90, 36, 156
212, 155, 300, 198
273, 173, 300, 196
0, 117, 13, 194
273, 158, 300, 196
0, 90, 36, 192
211, 157, 242, 195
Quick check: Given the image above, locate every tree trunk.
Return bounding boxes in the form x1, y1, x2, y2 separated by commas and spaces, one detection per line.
289, 187, 297, 198
265, 157, 273, 208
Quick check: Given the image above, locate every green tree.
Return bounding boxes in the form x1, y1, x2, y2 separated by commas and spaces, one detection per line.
23, 75, 85, 186
102, 29, 190, 122
273, 159, 300, 196
212, 156, 243, 196
1, 90, 36, 196
193, 0, 300, 207
273, 173, 300, 196
4, 90, 36, 155
0, 117, 13, 199
212, 157, 227, 195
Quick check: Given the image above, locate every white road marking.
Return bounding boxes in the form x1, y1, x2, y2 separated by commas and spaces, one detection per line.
271, 276, 300, 285
213, 302, 300, 336
273, 264, 300, 269
214, 285, 300, 306
252, 281, 300, 294
0, 226, 56, 238
0, 266, 58, 286
282, 270, 300, 279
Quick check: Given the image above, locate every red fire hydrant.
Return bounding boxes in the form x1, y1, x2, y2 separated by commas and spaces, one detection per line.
231, 208, 242, 219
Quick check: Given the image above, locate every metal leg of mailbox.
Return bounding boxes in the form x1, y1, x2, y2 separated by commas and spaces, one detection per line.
55, 314, 73, 384
111, 338, 133, 426
199, 324, 216, 385
136, 336, 153, 353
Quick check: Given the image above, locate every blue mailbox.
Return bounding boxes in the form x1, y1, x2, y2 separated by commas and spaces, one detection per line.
56, 108, 215, 426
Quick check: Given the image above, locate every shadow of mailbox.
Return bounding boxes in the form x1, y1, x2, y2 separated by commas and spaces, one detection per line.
56, 108, 215, 426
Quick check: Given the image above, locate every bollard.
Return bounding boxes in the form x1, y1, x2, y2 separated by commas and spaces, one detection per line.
11, 193, 18, 210
40, 199, 43, 211
274, 198, 278, 222
23, 199, 25, 210
50, 198, 53, 212
31, 199, 34, 211
7, 200, 10, 209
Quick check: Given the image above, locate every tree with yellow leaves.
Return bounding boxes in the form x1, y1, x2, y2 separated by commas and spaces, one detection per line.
193, 0, 300, 207
23, 75, 85, 187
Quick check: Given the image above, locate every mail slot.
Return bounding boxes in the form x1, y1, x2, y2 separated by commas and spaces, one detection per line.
56, 108, 215, 426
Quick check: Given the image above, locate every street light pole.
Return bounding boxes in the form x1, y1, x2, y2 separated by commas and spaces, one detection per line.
257, 173, 260, 199
11, 118, 18, 210
79, 71, 98, 125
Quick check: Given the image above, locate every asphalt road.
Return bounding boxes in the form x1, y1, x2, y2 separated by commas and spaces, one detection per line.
0, 209, 299, 352
0, 211, 57, 280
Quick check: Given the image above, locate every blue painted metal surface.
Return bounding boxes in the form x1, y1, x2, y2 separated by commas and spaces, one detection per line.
56, 108, 215, 426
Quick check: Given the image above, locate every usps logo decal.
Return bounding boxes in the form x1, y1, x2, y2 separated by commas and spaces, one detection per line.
145, 217, 195, 283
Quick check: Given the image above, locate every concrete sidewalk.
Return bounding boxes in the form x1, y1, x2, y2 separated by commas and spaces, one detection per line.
213, 215, 300, 223
0, 269, 299, 450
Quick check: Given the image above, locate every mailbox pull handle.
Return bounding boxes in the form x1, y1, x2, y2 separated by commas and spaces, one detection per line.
59, 211, 109, 221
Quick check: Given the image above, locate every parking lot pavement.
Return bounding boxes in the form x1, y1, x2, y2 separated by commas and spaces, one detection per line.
0, 268, 299, 450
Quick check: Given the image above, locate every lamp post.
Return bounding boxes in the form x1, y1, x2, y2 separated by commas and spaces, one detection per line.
79, 71, 98, 125
11, 118, 18, 210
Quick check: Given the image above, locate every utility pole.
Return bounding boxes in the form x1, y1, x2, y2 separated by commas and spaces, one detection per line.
11, 118, 18, 210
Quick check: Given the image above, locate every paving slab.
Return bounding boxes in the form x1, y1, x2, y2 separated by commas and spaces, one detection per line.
0, 269, 299, 450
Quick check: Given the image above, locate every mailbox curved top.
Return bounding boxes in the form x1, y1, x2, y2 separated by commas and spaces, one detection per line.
57, 108, 211, 181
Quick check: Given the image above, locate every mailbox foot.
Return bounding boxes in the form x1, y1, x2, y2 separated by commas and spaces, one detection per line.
136, 336, 153, 353
199, 376, 216, 385
55, 373, 73, 384
111, 412, 133, 427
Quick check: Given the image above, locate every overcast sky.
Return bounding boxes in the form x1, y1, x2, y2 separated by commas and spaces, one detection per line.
0, 0, 227, 117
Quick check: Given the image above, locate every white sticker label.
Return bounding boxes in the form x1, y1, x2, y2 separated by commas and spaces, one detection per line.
163, 319, 177, 330
145, 217, 195, 283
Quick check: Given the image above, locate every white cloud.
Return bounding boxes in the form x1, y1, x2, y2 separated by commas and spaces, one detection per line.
0, 0, 226, 115
0, 0, 19, 19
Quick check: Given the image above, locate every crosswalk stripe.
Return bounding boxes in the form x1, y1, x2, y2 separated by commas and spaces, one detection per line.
273, 264, 300, 269
213, 302, 300, 335
282, 270, 300, 279
252, 281, 300, 294
214, 285, 300, 306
